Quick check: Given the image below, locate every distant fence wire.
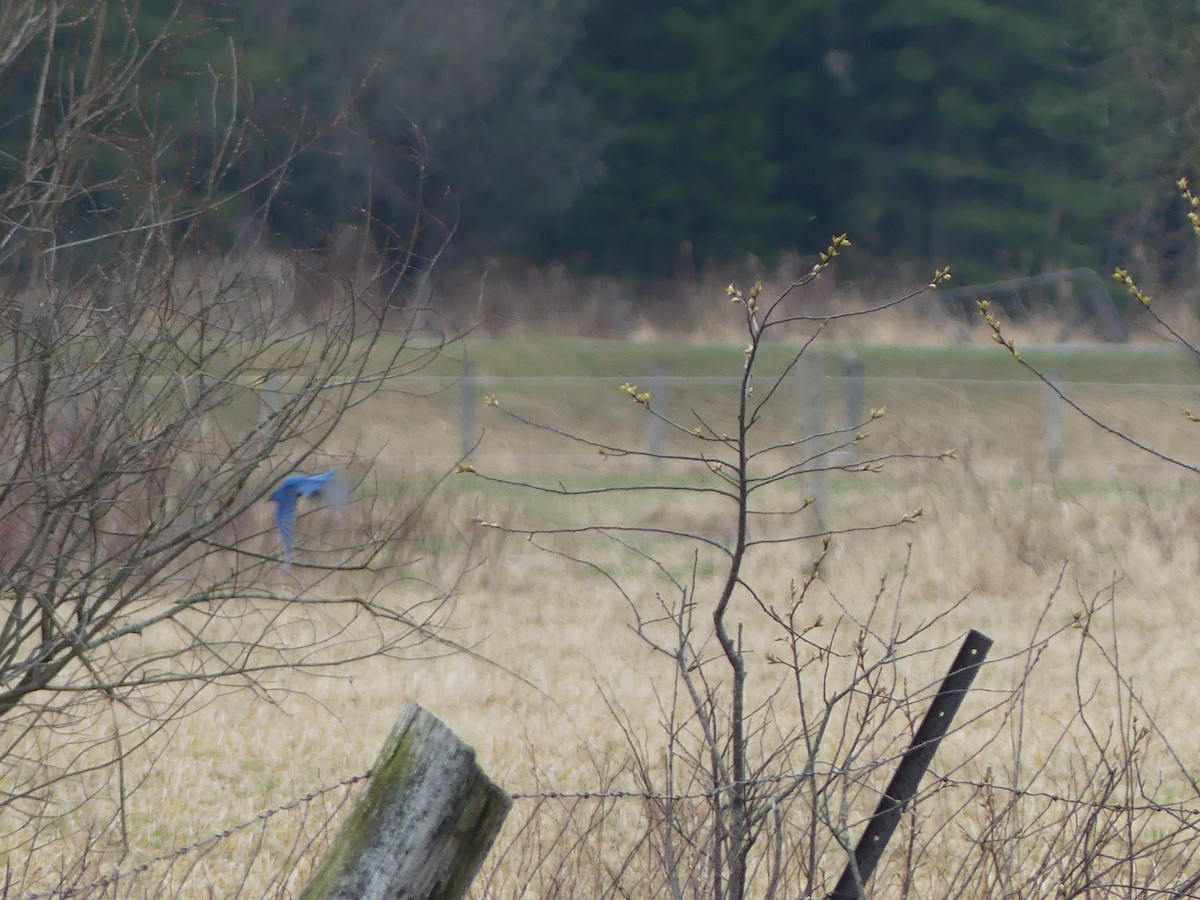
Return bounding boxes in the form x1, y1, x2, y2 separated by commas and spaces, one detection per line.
381, 367, 1200, 480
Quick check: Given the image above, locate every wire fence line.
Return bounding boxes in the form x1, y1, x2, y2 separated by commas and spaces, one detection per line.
26, 762, 1200, 899
369, 370, 1200, 480
19, 771, 375, 900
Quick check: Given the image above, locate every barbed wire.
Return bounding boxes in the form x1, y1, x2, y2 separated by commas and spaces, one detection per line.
930, 774, 1200, 817
21, 764, 1200, 897
20, 770, 374, 900
511, 773, 1200, 819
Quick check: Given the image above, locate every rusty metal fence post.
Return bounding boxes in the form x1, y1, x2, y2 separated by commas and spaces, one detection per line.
830, 628, 993, 899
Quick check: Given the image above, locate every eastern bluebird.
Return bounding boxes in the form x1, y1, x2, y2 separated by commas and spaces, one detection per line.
270, 470, 348, 561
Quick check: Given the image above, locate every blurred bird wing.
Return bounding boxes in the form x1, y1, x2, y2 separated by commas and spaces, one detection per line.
304, 470, 349, 507
271, 471, 349, 561
274, 491, 297, 560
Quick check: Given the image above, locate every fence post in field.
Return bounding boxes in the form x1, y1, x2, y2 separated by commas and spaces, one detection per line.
830, 628, 994, 899
299, 702, 512, 900
1045, 376, 1063, 476
798, 352, 827, 529
842, 351, 865, 462
648, 363, 666, 458
258, 374, 282, 423
461, 361, 477, 460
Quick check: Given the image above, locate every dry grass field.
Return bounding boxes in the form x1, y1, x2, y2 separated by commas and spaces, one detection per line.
10, 321, 1200, 897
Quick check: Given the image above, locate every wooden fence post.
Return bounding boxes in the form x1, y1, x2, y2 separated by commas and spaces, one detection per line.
461, 361, 477, 460
1045, 375, 1063, 476
797, 352, 827, 530
648, 363, 666, 458
299, 702, 512, 900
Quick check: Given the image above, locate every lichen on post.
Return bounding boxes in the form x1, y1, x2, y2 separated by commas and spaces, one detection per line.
300, 702, 512, 900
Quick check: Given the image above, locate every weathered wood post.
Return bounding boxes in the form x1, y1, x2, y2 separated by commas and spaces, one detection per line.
258, 373, 282, 423
841, 350, 865, 463
797, 351, 827, 530
461, 361, 477, 460
300, 702, 511, 900
1045, 375, 1063, 476
648, 363, 666, 458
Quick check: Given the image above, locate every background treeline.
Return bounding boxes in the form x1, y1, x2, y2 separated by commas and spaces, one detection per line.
3, 0, 1198, 286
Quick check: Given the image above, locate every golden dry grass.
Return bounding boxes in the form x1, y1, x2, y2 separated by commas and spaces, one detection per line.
431, 253, 1200, 348
8, 332, 1200, 897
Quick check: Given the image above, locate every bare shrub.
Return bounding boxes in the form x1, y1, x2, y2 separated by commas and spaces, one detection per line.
0, 3, 470, 889
459, 244, 1200, 898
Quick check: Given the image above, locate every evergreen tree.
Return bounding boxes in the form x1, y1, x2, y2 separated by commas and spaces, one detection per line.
1084, 0, 1200, 285
832, 0, 1120, 281
549, 0, 834, 275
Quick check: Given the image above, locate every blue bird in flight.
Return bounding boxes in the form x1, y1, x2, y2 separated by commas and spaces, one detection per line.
270, 470, 348, 561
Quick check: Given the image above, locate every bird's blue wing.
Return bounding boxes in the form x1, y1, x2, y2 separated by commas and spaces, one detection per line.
272, 489, 298, 561
300, 470, 348, 506
270, 470, 348, 562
